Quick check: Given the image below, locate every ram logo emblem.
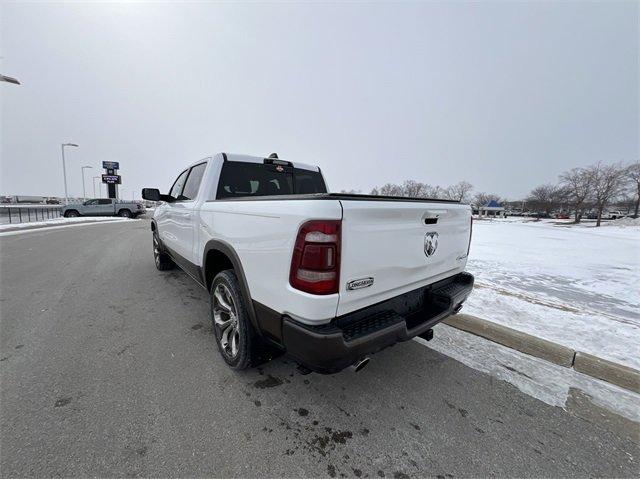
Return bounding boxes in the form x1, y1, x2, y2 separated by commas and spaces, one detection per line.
424, 232, 439, 257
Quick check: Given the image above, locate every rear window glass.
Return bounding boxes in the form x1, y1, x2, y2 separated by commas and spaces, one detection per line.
216, 161, 326, 199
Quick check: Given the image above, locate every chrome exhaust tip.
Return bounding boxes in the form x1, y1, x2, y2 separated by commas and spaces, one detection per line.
349, 357, 370, 373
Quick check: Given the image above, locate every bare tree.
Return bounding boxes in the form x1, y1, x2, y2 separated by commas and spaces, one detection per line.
401, 180, 429, 197
472, 192, 502, 208
444, 181, 473, 203
370, 180, 445, 198
425, 184, 446, 199
559, 167, 592, 222
626, 161, 640, 217
586, 162, 626, 226
371, 183, 404, 196
526, 184, 566, 216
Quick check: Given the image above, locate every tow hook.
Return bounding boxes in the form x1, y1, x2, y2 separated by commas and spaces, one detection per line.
453, 303, 463, 314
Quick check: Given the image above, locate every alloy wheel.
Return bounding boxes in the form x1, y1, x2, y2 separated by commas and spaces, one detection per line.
153, 234, 161, 267
213, 283, 240, 358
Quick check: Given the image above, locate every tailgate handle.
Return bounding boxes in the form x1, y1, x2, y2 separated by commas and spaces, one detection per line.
423, 210, 445, 225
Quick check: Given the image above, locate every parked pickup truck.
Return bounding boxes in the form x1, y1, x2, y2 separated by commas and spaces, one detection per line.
142, 153, 474, 373
62, 198, 145, 218
604, 211, 626, 220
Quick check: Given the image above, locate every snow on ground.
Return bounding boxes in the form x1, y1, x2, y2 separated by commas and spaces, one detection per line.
464, 217, 640, 369
0, 217, 134, 234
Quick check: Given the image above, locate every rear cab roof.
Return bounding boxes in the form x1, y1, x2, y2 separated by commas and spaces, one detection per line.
221, 153, 321, 173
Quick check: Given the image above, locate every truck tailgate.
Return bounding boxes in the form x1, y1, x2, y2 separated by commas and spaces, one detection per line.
337, 200, 471, 316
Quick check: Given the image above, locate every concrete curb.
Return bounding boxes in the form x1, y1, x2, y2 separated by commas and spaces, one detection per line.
443, 314, 575, 367
574, 352, 640, 394
443, 313, 640, 394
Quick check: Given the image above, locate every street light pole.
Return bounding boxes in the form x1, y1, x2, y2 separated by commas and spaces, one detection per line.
61, 143, 78, 204
92, 176, 100, 198
81, 166, 93, 200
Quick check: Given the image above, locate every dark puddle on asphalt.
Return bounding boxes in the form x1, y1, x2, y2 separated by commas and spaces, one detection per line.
236, 358, 435, 479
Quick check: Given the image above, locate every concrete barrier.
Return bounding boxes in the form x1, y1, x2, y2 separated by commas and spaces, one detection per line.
444, 314, 576, 367
574, 352, 640, 394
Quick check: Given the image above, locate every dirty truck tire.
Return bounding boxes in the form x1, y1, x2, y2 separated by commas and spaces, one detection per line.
153, 232, 175, 271
210, 269, 258, 370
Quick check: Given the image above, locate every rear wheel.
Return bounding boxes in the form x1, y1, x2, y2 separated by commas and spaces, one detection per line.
65, 210, 79, 218
210, 270, 258, 369
153, 231, 175, 270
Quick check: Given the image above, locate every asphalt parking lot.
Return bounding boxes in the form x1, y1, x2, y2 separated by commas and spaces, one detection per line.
1, 220, 638, 478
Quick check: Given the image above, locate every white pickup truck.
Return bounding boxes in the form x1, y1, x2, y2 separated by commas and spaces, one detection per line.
142, 153, 474, 373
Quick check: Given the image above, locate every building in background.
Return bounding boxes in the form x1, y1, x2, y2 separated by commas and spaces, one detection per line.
477, 200, 505, 218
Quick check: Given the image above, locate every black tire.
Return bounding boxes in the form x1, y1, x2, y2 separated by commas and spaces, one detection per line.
119, 209, 132, 218
210, 269, 258, 370
64, 210, 79, 218
153, 231, 175, 271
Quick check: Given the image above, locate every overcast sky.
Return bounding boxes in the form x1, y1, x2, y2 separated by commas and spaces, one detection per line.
1, 1, 638, 199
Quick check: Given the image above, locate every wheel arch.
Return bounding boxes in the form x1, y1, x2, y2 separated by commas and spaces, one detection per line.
202, 239, 260, 334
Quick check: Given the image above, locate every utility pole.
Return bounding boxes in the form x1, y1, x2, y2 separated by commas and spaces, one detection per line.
92, 176, 100, 198
81, 166, 93, 200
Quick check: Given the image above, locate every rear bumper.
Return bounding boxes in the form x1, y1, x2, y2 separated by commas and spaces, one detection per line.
281, 272, 474, 374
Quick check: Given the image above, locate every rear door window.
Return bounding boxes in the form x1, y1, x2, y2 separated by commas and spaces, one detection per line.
216, 161, 326, 199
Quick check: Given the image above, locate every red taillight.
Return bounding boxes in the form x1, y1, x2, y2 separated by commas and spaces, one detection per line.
289, 220, 341, 295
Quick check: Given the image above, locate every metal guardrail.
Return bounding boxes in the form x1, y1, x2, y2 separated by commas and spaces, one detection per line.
0, 205, 63, 225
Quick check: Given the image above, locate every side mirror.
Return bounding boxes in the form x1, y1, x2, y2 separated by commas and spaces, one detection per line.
142, 188, 161, 201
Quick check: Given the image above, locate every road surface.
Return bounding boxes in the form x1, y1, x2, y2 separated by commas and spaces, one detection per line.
1, 220, 637, 477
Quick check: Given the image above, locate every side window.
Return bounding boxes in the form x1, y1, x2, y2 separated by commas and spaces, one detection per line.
98, 199, 112, 205
181, 162, 207, 200
85, 199, 98, 205
169, 169, 189, 199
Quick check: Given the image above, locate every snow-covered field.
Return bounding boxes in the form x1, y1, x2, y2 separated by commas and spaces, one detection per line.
464, 217, 640, 369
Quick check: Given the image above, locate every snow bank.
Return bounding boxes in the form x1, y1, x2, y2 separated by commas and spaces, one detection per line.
605, 216, 640, 227
464, 219, 640, 369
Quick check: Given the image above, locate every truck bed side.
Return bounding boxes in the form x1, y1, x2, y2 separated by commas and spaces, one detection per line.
197, 199, 343, 323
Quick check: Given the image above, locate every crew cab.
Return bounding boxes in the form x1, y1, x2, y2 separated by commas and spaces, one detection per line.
142, 153, 474, 373
62, 198, 144, 218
